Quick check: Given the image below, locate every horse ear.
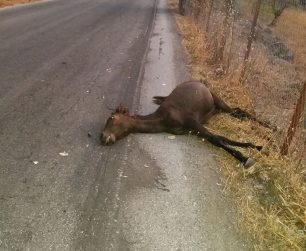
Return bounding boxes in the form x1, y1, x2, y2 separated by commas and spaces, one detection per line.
115, 104, 129, 115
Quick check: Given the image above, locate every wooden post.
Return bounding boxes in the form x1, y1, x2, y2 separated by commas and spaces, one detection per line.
240, 0, 262, 83
281, 81, 306, 155
205, 0, 214, 33
215, 0, 233, 63
179, 0, 187, 15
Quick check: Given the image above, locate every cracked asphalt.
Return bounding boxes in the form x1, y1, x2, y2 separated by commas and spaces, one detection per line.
0, 0, 249, 250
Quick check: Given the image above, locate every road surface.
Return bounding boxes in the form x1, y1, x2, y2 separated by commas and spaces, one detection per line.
0, 0, 249, 250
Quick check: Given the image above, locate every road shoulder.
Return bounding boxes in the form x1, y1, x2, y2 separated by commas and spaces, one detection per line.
116, 0, 250, 249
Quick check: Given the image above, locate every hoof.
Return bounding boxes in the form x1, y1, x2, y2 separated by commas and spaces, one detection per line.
260, 147, 269, 155
244, 158, 255, 168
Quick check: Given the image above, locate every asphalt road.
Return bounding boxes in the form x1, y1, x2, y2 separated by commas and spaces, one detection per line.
0, 0, 249, 250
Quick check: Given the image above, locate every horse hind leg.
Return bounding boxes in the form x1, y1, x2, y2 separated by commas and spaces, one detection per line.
211, 92, 276, 131
231, 107, 277, 131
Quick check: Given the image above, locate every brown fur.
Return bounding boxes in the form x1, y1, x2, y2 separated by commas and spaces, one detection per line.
101, 81, 273, 167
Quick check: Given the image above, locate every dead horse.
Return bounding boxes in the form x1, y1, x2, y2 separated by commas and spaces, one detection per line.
101, 81, 274, 168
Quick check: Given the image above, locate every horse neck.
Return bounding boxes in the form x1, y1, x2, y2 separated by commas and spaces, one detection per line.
130, 111, 165, 133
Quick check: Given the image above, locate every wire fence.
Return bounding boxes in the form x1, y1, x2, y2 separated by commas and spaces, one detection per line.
179, 0, 306, 159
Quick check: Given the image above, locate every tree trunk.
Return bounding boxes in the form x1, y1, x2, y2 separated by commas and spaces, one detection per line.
215, 0, 233, 63
179, 0, 187, 15
240, 0, 262, 83
205, 0, 214, 32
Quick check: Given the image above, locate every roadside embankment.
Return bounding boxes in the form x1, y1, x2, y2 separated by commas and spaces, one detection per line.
168, 0, 306, 250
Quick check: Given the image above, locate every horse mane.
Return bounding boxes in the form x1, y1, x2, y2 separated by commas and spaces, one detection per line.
114, 104, 129, 115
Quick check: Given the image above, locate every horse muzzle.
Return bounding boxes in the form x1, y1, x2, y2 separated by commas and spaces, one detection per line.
101, 132, 116, 145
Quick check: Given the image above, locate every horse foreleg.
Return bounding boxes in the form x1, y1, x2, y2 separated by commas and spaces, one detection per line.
214, 134, 262, 151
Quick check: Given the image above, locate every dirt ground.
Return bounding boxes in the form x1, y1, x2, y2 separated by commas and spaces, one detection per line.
0, 0, 39, 8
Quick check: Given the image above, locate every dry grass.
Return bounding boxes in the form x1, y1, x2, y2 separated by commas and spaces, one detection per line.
245, 45, 302, 133
274, 7, 306, 73
168, 0, 306, 250
173, 6, 253, 111
0, 0, 39, 8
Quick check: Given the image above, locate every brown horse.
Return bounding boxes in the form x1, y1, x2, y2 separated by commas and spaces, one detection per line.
101, 81, 273, 167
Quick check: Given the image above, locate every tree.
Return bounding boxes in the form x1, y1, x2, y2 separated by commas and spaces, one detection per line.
179, 0, 188, 15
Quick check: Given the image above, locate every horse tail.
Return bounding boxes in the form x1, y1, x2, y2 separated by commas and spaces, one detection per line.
152, 96, 167, 105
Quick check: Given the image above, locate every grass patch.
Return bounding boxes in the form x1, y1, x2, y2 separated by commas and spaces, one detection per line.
273, 7, 306, 72
238, 0, 275, 23
168, 0, 306, 250
0, 0, 39, 8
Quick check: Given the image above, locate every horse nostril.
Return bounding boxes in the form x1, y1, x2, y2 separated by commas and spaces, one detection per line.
101, 132, 116, 145
108, 134, 116, 144
101, 132, 107, 144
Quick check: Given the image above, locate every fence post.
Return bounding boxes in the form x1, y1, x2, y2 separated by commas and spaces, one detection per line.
281, 81, 306, 155
179, 0, 187, 15
240, 0, 262, 83
215, 0, 233, 62
205, 0, 214, 33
